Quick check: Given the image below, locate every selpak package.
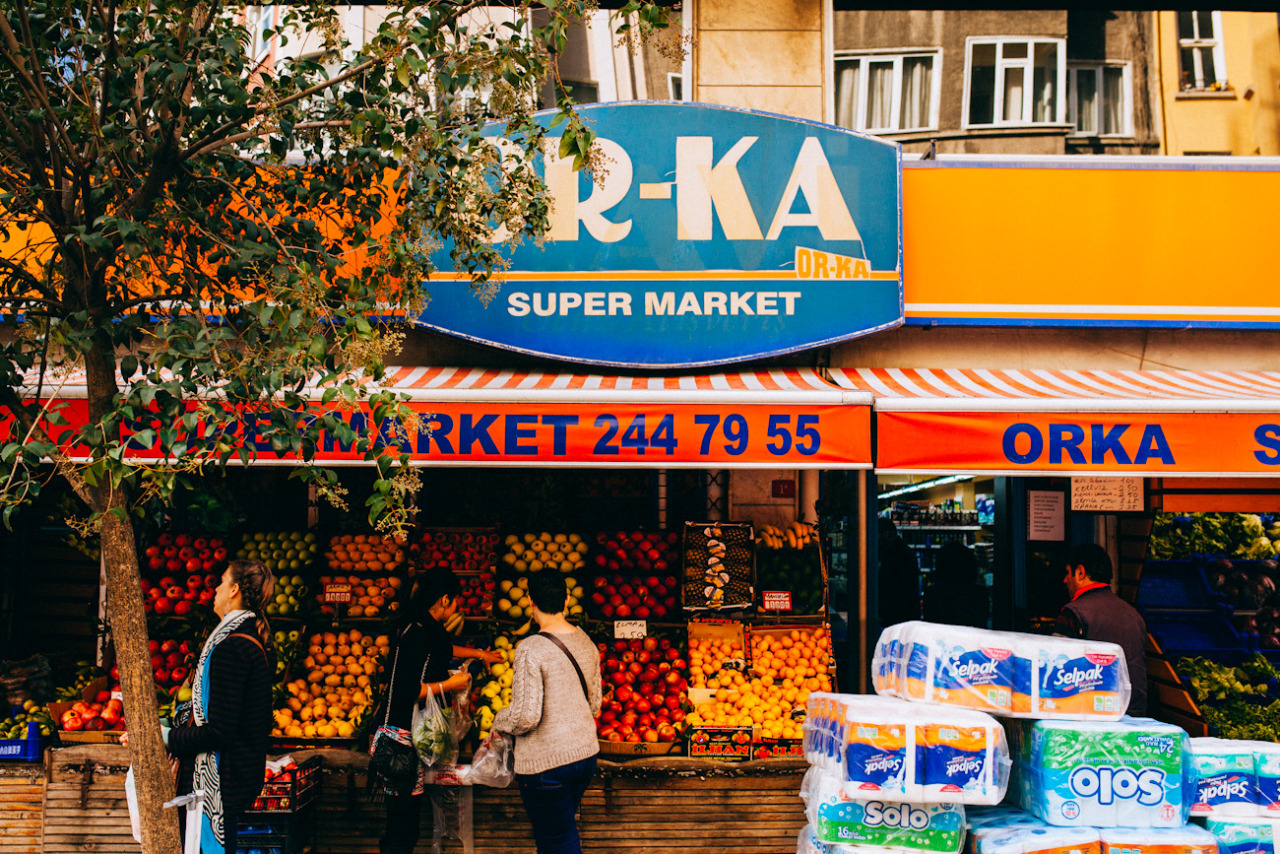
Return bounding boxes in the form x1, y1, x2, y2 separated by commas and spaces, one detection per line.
1097, 825, 1219, 854
1189, 739, 1259, 818
828, 694, 1010, 805
1251, 743, 1280, 816
1008, 717, 1190, 828
805, 769, 966, 854
1197, 817, 1274, 854
872, 623, 1130, 720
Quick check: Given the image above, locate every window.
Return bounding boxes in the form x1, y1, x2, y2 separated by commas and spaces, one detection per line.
834, 51, 939, 133
965, 38, 1065, 127
668, 73, 683, 101
1068, 63, 1131, 136
1177, 11, 1226, 91
246, 6, 274, 63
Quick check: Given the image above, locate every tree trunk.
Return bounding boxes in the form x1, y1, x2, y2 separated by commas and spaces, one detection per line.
100, 487, 183, 853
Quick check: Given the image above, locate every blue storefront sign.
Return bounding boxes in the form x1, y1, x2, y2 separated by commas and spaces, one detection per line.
420, 102, 903, 368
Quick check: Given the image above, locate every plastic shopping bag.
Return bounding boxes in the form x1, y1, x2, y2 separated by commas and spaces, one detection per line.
125, 767, 142, 843
463, 732, 514, 788
412, 688, 457, 769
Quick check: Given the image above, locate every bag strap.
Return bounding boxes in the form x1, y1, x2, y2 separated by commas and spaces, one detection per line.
383, 624, 432, 728
538, 631, 589, 704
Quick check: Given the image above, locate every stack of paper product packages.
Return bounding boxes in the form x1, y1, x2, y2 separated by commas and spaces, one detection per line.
795, 621, 1247, 854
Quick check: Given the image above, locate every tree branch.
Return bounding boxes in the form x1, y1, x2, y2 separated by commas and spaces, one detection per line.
182, 57, 380, 160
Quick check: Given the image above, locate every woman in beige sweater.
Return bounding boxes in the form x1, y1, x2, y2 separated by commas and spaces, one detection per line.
493, 572, 602, 854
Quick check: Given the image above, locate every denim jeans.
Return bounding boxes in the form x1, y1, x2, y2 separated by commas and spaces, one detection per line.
516, 755, 598, 854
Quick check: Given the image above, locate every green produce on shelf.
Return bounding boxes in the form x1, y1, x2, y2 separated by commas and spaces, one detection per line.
1177, 654, 1280, 741
1151, 512, 1279, 560
0, 700, 53, 739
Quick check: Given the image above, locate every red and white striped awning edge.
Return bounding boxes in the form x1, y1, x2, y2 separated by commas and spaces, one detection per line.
21, 366, 870, 406
829, 367, 1280, 412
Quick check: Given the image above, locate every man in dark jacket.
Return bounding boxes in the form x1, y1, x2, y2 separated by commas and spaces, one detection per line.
1054, 543, 1148, 715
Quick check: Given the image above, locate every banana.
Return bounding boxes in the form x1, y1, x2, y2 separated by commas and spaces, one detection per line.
444, 612, 466, 636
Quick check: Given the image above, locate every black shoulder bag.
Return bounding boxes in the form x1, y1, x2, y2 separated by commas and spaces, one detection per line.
369, 628, 429, 796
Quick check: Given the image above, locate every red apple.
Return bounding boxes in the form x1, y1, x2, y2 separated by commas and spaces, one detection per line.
186, 575, 203, 590
173, 600, 193, 616
165, 585, 185, 600
60, 710, 83, 731
153, 597, 173, 615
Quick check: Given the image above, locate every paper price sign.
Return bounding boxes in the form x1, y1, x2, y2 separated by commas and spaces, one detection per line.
614, 620, 647, 639
762, 591, 793, 612
323, 583, 353, 604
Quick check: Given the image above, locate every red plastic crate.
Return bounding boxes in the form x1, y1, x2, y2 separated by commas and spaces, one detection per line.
248, 755, 321, 814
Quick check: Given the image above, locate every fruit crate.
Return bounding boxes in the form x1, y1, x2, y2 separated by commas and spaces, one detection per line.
316, 571, 404, 621
752, 735, 803, 760
415, 527, 501, 574
1136, 560, 1221, 612
682, 522, 755, 614
598, 738, 681, 757
0, 721, 48, 762
687, 725, 753, 761
247, 755, 323, 814
754, 540, 828, 618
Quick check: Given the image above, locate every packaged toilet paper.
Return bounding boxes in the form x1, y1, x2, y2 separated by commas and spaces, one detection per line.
968, 807, 1048, 831
1252, 743, 1280, 816
1198, 817, 1274, 854
1032, 640, 1130, 719
1097, 825, 1219, 854
973, 825, 1102, 854
1189, 739, 1260, 817
872, 623, 1130, 720
817, 694, 1009, 805
798, 823, 833, 854
811, 798, 966, 852
1009, 717, 1190, 827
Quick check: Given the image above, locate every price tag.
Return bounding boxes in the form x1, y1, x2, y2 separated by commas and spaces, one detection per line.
762, 591, 793, 612
614, 620, 647, 639
323, 582, 352, 604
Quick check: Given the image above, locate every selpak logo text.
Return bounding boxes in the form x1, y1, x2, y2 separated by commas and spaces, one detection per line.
1052, 663, 1104, 689
1199, 777, 1253, 802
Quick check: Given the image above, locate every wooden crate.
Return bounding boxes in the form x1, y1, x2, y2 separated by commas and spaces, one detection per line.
44, 745, 135, 854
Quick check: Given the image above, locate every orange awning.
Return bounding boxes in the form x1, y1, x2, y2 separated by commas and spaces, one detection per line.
15, 367, 872, 468
829, 368, 1280, 476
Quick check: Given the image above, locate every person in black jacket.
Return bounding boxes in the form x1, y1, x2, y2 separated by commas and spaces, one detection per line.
1055, 543, 1148, 715
878, 518, 922, 627
167, 559, 275, 854
379, 571, 501, 854
923, 542, 990, 629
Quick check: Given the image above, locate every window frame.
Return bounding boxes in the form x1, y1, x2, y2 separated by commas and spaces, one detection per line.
1176, 10, 1228, 92
962, 36, 1068, 129
247, 6, 274, 64
1067, 61, 1133, 138
832, 48, 942, 135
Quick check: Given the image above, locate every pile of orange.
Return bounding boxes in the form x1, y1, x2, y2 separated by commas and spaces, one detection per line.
688, 634, 745, 690
273, 629, 390, 739
685, 627, 832, 741
324, 533, 408, 573
317, 573, 403, 618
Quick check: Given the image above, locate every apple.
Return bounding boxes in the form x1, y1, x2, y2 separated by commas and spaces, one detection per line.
154, 667, 170, 684
158, 533, 174, 546
185, 558, 202, 573
153, 597, 173, 615
165, 585, 185, 600
100, 707, 121, 727
197, 590, 214, 606
204, 573, 220, 589
170, 666, 189, 685
186, 575, 204, 590
165, 651, 183, 669
60, 710, 83, 731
